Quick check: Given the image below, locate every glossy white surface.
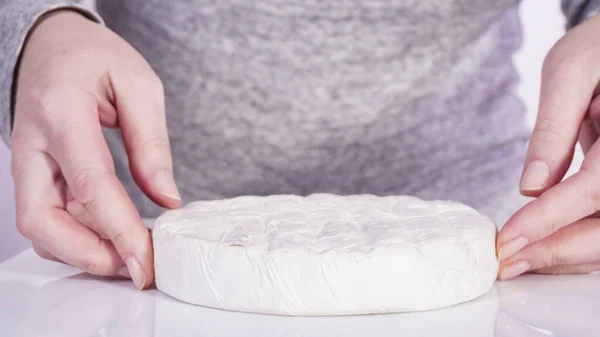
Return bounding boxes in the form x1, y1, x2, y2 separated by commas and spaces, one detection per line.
1, 249, 599, 337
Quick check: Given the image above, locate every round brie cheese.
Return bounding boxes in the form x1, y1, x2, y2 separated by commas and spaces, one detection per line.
153, 194, 498, 316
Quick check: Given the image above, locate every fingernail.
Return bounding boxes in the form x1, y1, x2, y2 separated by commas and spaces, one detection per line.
500, 260, 531, 280
125, 257, 147, 290
520, 160, 550, 191
118, 265, 131, 278
498, 237, 529, 260
156, 171, 181, 201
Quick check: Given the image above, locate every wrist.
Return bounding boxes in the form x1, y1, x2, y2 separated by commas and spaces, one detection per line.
30, 9, 94, 36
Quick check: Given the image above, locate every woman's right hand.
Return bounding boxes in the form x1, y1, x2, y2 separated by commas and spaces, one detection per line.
11, 10, 181, 289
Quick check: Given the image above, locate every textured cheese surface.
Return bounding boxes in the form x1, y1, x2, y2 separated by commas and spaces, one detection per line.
153, 194, 498, 315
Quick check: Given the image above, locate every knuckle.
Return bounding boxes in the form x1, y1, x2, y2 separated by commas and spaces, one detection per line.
16, 211, 37, 239
129, 69, 164, 95
539, 248, 561, 269
33, 245, 52, 260
83, 260, 100, 275
32, 247, 45, 258
541, 48, 562, 75
83, 239, 116, 275
140, 135, 170, 154
535, 235, 567, 269
582, 167, 600, 213
533, 267, 562, 275
9, 132, 29, 150
533, 116, 571, 147
70, 168, 106, 205
546, 268, 565, 275
21, 85, 94, 136
111, 231, 127, 250
132, 135, 172, 169
542, 44, 582, 80
530, 208, 561, 240
29, 86, 75, 122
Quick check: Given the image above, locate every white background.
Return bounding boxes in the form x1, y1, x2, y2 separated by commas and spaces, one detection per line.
0, 0, 571, 260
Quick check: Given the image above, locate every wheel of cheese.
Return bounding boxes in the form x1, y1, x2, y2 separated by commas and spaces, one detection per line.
153, 194, 498, 316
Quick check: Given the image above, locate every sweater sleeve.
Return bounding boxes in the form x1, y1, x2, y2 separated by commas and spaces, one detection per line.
562, 0, 600, 29
0, 0, 103, 148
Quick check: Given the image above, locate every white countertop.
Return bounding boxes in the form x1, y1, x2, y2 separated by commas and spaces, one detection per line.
1, 249, 599, 337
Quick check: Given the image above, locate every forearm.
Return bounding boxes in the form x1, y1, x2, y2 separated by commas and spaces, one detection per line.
0, 0, 102, 148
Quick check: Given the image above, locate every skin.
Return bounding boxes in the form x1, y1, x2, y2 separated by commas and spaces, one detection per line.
497, 13, 600, 279
11, 10, 180, 290
12, 8, 600, 288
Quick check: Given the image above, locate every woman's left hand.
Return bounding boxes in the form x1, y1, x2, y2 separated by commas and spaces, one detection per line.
497, 14, 600, 280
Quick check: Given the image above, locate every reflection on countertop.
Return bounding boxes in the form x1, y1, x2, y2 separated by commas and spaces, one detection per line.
1, 250, 599, 337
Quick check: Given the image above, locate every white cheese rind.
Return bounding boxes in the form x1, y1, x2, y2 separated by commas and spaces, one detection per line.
153, 194, 498, 316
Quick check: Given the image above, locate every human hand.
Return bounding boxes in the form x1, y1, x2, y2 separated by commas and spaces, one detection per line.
497, 14, 600, 279
11, 10, 180, 289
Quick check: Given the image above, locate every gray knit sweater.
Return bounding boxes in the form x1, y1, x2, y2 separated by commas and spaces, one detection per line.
2, 1, 598, 224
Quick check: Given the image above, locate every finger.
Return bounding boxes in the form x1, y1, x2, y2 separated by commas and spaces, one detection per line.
13, 149, 125, 276
66, 199, 108, 238
586, 92, 600, 121
519, 40, 596, 197
498, 218, 600, 279
110, 68, 180, 209
32, 243, 63, 263
497, 168, 597, 261
65, 189, 107, 238
37, 209, 126, 277
46, 96, 153, 289
578, 121, 599, 154
533, 262, 600, 275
